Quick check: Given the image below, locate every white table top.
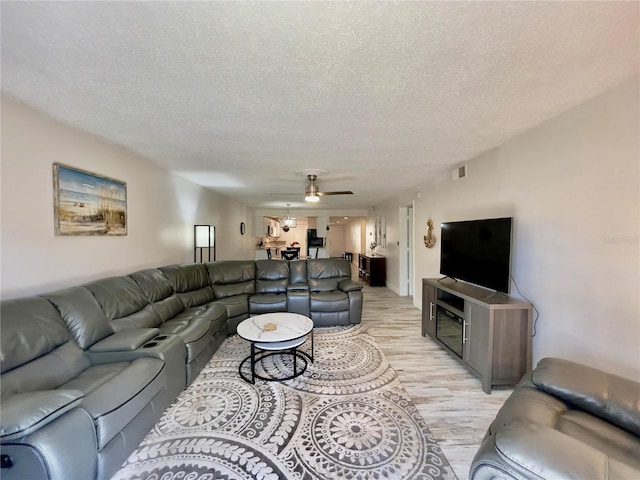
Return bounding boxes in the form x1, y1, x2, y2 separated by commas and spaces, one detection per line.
237, 312, 313, 343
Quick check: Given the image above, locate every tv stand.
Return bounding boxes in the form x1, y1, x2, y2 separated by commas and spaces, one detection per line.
422, 278, 532, 394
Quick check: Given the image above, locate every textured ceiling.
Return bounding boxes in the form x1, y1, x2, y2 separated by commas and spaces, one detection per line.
2, 1, 638, 210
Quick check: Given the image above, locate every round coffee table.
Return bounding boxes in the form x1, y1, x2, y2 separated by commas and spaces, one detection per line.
237, 312, 314, 384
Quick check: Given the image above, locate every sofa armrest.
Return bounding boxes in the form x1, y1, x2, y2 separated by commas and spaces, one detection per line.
471, 419, 640, 480
88, 328, 160, 353
339, 279, 363, 292
287, 284, 309, 292
1, 390, 84, 441
532, 357, 640, 437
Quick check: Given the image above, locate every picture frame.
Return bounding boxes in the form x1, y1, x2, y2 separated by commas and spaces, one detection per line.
53, 163, 127, 236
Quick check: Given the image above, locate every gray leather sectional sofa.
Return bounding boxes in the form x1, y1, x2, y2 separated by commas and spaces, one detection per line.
0, 258, 362, 480
470, 357, 640, 480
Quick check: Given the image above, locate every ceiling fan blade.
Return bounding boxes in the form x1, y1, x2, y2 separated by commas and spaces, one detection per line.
317, 191, 354, 196
269, 193, 303, 195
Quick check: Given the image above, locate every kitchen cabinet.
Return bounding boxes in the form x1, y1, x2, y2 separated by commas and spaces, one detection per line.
255, 216, 280, 237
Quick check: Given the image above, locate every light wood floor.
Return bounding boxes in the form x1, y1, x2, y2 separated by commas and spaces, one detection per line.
359, 284, 511, 480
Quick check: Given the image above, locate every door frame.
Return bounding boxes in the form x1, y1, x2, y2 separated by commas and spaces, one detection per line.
398, 203, 415, 296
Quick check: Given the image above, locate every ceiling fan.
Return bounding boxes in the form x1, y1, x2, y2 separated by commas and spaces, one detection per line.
272, 170, 353, 203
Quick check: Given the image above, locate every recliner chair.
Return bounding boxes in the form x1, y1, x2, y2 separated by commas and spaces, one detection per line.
249, 259, 289, 315
1, 296, 167, 480
206, 260, 255, 333
306, 258, 363, 326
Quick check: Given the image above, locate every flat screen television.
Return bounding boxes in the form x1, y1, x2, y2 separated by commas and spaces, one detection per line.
440, 217, 512, 293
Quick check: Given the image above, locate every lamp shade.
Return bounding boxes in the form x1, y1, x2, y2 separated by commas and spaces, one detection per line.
195, 225, 214, 247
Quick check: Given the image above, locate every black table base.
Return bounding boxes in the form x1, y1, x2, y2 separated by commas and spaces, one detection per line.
239, 332, 314, 384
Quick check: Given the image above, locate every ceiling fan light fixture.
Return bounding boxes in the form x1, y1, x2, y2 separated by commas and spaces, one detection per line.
305, 175, 320, 202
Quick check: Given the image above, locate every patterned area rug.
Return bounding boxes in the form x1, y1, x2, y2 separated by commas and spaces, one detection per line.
113, 325, 457, 480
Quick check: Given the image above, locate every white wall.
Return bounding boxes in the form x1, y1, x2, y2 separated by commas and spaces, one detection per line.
328, 224, 346, 257
367, 201, 402, 293
383, 77, 639, 380
1, 96, 255, 299
345, 220, 363, 264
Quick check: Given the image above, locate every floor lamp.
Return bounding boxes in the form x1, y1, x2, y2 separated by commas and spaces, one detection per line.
194, 225, 215, 263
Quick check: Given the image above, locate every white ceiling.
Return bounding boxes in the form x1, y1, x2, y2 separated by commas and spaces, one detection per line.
2, 1, 638, 211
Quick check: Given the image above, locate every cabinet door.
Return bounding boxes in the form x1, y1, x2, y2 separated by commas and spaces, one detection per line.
463, 303, 489, 376
422, 283, 436, 338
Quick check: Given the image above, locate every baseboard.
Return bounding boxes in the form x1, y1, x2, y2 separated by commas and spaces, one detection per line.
386, 282, 401, 295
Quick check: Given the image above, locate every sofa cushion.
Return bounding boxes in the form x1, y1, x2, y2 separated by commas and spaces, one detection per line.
213, 294, 250, 319
160, 263, 209, 292
289, 259, 307, 285
129, 268, 174, 302
249, 293, 288, 314
62, 357, 165, 450
85, 276, 162, 330
1, 341, 90, 399
160, 264, 215, 308
1, 297, 72, 374
129, 268, 185, 321
307, 259, 350, 292
255, 260, 289, 294
250, 293, 287, 307
532, 357, 640, 437
310, 291, 349, 312
1, 390, 84, 440
207, 261, 256, 298
44, 286, 113, 350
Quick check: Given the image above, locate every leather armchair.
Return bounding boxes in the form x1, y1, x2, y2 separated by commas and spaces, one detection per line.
470, 357, 640, 480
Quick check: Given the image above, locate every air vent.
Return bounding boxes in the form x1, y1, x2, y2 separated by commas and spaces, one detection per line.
452, 164, 467, 181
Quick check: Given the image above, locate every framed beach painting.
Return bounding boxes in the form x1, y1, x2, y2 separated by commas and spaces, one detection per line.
53, 163, 127, 236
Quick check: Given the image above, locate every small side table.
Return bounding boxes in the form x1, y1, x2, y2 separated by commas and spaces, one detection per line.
237, 313, 314, 384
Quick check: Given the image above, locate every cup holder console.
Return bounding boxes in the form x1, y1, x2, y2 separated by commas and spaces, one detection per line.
142, 334, 174, 349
